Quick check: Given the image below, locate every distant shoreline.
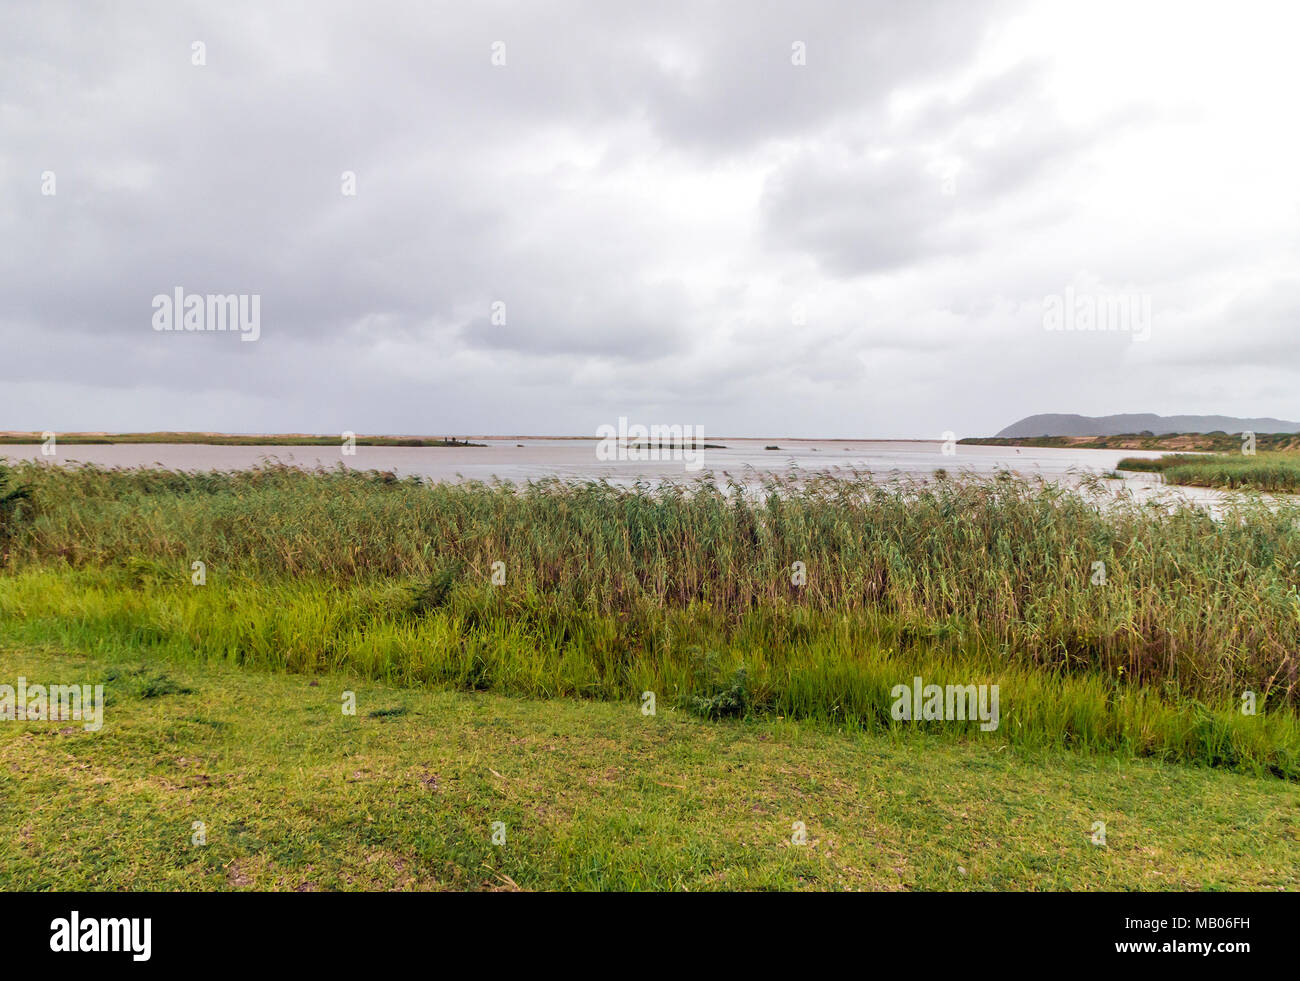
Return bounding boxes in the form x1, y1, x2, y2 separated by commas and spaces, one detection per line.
962, 432, 1300, 452
0, 432, 484, 447
13, 431, 1298, 452
0, 431, 945, 445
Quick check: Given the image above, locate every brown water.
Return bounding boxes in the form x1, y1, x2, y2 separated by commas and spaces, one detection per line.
1, 437, 1218, 504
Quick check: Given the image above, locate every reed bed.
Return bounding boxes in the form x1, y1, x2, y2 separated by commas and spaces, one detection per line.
1118, 452, 1300, 491
2, 461, 1299, 775
1114, 455, 1199, 473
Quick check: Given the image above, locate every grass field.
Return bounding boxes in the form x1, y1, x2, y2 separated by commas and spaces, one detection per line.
1, 462, 1299, 774
2, 643, 1297, 891
2, 460, 1299, 890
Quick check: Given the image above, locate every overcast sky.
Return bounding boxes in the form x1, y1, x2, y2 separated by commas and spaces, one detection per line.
4, 0, 1299, 437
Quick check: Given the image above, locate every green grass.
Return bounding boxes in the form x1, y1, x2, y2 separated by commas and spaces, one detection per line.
1116, 453, 1300, 492
2, 461, 1300, 779
1166, 456, 1300, 492
1112, 455, 1196, 474
1, 566, 1296, 777
4, 461, 1300, 890
2, 643, 1296, 891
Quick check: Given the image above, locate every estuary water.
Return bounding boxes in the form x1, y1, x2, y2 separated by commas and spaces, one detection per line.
0, 437, 1219, 506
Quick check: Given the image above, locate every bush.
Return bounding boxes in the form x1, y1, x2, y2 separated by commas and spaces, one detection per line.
0, 467, 31, 548
686, 647, 750, 719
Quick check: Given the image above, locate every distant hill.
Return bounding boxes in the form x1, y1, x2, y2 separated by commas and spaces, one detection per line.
995, 413, 1300, 438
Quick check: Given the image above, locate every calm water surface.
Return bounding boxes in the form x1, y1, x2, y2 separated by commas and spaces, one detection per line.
1, 438, 1221, 506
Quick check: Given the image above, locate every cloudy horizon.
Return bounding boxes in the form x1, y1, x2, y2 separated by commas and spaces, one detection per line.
4, 0, 1299, 439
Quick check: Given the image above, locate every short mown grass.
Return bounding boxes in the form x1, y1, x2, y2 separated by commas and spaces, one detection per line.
1, 644, 1296, 891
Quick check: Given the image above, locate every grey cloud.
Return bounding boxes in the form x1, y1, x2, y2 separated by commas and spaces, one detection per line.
758, 65, 1144, 278
3, 0, 1298, 437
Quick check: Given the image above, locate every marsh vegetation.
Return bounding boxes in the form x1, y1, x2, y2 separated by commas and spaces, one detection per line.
2, 462, 1297, 777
